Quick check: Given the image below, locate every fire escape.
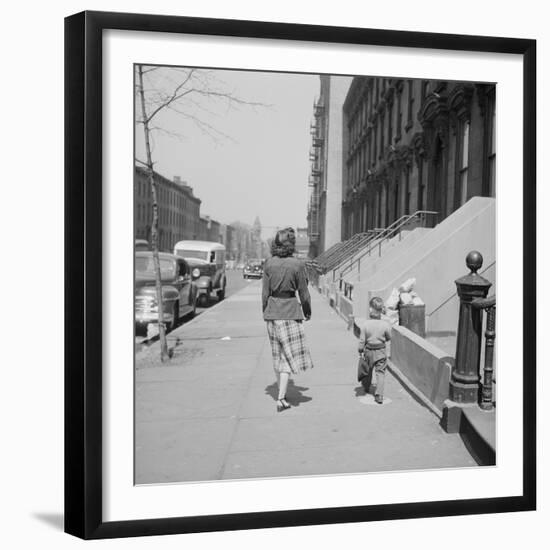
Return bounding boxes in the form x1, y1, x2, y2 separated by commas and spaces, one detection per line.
308, 98, 325, 245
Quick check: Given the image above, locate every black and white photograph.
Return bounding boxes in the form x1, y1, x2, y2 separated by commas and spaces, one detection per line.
3, 0, 546, 547
133, 65, 497, 484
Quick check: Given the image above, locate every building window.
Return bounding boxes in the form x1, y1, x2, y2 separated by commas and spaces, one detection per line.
407, 80, 414, 129
417, 159, 425, 210
369, 86, 373, 115
396, 90, 403, 141
393, 182, 399, 222
487, 93, 496, 196
388, 101, 393, 145
458, 120, 470, 206
380, 112, 385, 158
405, 166, 411, 214
421, 80, 429, 98
378, 188, 383, 227
372, 123, 378, 166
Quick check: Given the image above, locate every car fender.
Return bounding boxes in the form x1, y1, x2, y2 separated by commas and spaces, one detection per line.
195, 275, 212, 290
160, 286, 179, 302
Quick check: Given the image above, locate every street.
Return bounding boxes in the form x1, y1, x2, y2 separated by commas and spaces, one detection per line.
135, 280, 476, 484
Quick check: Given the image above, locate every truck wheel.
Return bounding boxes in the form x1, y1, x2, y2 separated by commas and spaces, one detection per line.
217, 286, 225, 301
199, 291, 211, 307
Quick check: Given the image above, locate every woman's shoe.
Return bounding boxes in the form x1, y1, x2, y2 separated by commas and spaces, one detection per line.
277, 398, 291, 412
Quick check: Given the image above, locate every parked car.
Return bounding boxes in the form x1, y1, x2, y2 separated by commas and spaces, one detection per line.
135, 239, 150, 251
135, 251, 198, 334
243, 260, 264, 279
173, 240, 226, 305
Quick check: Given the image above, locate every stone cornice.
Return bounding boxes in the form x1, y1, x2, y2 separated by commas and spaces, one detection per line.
448, 84, 474, 121
412, 131, 427, 164
418, 92, 450, 150
418, 92, 449, 126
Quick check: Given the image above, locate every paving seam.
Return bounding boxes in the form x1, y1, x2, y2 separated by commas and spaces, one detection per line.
215, 331, 269, 480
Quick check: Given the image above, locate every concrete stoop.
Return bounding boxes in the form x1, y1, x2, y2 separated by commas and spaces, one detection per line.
457, 407, 496, 466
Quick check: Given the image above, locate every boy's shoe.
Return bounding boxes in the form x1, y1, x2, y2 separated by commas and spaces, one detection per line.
375, 395, 383, 405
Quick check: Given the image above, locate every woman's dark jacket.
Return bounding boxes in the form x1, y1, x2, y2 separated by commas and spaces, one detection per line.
262, 256, 312, 321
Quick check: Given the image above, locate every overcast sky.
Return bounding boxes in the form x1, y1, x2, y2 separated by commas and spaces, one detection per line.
136, 67, 320, 240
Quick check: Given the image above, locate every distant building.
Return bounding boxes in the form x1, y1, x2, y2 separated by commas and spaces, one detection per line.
198, 215, 222, 243
251, 216, 263, 259
231, 220, 261, 263
198, 217, 209, 241
134, 166, 201, 252
341, 77, 496, 238
295, 227, 309, 258
220, 224, 236, 260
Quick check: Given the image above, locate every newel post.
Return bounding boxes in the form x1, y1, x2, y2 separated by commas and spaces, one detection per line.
441, 251, 492, 433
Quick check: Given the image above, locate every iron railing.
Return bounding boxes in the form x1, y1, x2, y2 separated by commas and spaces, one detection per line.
317, 233, 368, 274
472, 295, 496, 410
338, 210, 438, 280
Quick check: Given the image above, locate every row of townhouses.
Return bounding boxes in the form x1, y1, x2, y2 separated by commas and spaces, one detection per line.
307, 73, 496, 395
308, 76, 495, 257
134, 165, 263, 262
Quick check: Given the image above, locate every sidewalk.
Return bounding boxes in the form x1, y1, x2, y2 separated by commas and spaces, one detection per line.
135, 281, 476, 484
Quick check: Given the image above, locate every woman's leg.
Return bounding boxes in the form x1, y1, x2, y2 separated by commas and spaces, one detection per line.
278, 372, 290, 400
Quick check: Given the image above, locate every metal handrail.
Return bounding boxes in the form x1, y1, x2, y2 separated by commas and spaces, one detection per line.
339, 210, 438, 279
323, 233, 370, 272
318, 233, 364, 268
313, 241, 345, 265
327, 230, 382, 274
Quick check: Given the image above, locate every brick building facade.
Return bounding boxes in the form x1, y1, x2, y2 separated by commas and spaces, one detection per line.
341, 77, 496, 238
134, 166, 201, 252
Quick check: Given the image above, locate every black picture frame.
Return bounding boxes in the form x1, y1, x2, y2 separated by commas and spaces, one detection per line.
64, 10, 536, 540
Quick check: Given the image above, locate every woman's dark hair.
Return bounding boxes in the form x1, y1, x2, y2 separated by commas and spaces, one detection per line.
271, 227, 296, 257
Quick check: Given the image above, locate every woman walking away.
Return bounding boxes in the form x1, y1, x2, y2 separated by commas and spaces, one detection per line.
262, 227, 314, 412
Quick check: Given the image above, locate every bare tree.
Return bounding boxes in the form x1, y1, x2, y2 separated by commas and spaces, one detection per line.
135, 65, 267, 361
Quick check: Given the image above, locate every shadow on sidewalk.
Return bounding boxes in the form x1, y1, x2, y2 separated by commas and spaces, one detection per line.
265, 380, 312, 408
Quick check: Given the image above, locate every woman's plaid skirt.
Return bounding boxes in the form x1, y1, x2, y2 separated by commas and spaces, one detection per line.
266, 320, 314, 375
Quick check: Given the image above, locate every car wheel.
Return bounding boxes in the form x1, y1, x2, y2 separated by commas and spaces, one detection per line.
167, 302, 178, 332
188, 296, 197, 318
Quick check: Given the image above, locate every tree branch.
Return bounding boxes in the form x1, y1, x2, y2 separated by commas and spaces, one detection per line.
145, 69, 196, 124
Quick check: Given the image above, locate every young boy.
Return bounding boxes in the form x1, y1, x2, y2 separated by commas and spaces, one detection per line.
357, 297, 392, 404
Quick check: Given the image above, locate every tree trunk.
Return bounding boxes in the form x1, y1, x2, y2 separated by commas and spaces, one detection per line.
137, 65, 170, 362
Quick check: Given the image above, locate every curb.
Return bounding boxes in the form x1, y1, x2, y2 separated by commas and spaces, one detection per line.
137, 285, 252, 359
